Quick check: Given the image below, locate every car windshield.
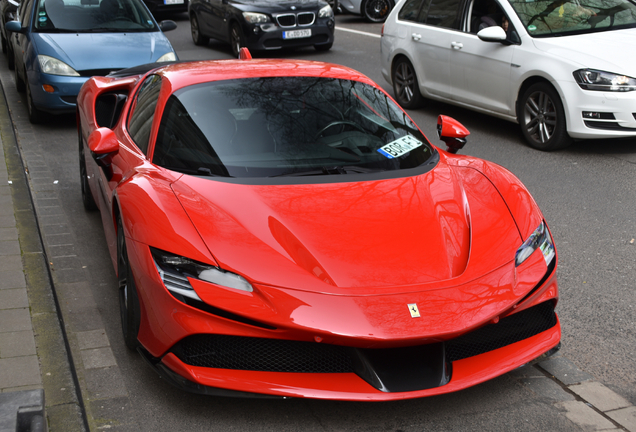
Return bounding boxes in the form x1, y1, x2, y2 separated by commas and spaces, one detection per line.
33, 0, 157, 32
153, 77, 436, 179
509, 0, 636, 36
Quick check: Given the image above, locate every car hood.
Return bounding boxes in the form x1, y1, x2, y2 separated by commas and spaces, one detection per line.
32, 32, 174, 72
171, 159, 523, 294
531, 28, 636, 72
232, 0, 325, 11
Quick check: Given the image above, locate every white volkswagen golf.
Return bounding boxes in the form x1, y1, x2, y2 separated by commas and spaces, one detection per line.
380, 0, 636, 150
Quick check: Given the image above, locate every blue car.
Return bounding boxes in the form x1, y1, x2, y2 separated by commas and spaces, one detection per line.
7, 0, 178, 123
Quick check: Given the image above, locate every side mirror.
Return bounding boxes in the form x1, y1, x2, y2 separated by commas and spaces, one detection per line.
437, 115, 469, 154
88, 127, 119, 155
159, 20, 177, 32
477, 26, 507, 42
5, 21, 24, 34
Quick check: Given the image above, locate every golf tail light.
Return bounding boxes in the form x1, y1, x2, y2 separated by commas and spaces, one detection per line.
515, 221, 555, 267
150, 248, 253, 297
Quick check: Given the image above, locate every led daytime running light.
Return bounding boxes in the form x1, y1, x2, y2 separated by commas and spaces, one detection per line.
515, 221, 555, 267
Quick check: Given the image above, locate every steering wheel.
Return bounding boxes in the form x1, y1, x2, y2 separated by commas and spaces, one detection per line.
314, 120, 365, 140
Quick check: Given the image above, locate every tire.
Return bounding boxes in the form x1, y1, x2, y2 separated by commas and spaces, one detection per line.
117, 217, 141, 351
190, 13, 209, 46
392, 57, 424, 109
7, 43, 14, 70
518, 82, 572, 151
79, 129, 97, 211
314, 42, 333, 52
230, 23, 244, 58
26, 79, 45, 124
15, 64, 25, 93
361, 0, 392, 23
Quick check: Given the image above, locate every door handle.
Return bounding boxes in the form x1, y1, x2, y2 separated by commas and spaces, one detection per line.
451, 41, 463, 49
412, 33, 421, 41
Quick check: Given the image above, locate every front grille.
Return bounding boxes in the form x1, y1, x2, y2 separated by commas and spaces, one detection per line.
446, 301, 557, 361
276, 14, 296, 27
171, 301, 557, 375
79, 68, 122, 77
171, 334, 354, 373
584, 120, 636, 131
297, 12, 315, 25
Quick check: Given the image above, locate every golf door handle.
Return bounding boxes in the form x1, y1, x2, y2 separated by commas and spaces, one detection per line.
451, 41, 463, 49
412, 33, 421, 41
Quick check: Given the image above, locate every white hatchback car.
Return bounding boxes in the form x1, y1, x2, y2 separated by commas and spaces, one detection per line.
380, 0, 636, 150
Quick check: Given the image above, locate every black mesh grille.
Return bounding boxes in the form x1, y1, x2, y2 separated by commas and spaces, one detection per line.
297, 12, 315, 25
446, 301, 557, 362
171, 334, 354, 373
276, 14, 296, 27
170, 302, 557, 373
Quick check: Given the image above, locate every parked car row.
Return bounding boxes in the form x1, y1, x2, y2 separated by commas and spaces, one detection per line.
380, 0, 636, 150
0, 0, 178, 123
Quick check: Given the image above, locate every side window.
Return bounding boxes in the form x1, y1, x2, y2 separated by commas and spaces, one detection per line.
398, 0, 429, 22
424, 0, 462, 28
127, 74, 162, 155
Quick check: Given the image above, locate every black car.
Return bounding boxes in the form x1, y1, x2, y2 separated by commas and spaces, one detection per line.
143, 0, 188, 14
0, 0, 18, 69
189, 0, 335, 57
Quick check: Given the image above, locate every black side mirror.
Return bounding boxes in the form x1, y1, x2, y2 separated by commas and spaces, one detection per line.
159, 20, 177, 32
437, 115, 470, 154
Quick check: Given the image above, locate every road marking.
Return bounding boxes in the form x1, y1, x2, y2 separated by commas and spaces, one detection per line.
335, 26, 382, 39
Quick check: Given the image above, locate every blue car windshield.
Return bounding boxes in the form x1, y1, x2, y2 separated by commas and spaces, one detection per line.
34, 0, 157, 32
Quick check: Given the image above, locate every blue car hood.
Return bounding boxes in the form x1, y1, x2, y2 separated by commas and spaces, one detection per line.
33, 32, 174, 72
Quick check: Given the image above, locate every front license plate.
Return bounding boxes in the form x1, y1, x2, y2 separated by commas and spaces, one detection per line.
164, 0, 184, 4
283, 29, 312, 39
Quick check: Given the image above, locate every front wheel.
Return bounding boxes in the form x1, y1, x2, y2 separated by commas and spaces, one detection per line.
25, 77, 45, 124
190, 14, 209, 46
117, 217, 141, 351
518, 82, 571, 151
392, 57, 424, 109
230, 23, 244, 58
361, 0, 393, 22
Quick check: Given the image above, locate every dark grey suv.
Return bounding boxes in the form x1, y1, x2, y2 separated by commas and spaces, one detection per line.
189, 0, 335, 57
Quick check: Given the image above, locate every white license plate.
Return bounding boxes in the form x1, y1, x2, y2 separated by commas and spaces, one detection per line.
283, 29, 312, 39
164, 0, 184, 4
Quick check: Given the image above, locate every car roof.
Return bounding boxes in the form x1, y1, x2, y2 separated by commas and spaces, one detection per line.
144, 59, 377, 92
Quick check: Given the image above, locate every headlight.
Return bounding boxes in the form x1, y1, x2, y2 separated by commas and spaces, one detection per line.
319, 4, 334, 18
157, 52, 177, 62
515, 221, 555, 267
573, 69, 636, 92
242, 12, 270, 24
38, 55, 80, 76
151, 248, 253, 295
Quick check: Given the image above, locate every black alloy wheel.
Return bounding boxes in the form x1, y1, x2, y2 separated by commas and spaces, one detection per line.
518, 82, 572, 151
392, 57, 423, 109
362, 0, 392, 22
230, 23, 244, 58
117, 217, 141, 351
190, 13, 209, 46
78, 129, 97, 211
25, 76, 44, 124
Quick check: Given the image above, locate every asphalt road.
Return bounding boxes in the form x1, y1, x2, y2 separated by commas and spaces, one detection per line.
1, 11, 635, 431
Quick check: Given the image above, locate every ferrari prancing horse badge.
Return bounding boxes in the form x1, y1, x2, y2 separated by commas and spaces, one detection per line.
408, 303, 420, 318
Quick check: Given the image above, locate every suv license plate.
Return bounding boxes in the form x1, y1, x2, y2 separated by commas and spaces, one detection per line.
283, 29, 311, 39
164, 0, 184, 4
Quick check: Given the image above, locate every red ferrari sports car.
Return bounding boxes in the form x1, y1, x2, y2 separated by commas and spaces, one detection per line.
77, 52, 560, 400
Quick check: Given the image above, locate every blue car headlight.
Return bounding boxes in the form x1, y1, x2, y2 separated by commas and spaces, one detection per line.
38, 55, 80, 77
151, 248, 253, 299
515, 221, 555, 267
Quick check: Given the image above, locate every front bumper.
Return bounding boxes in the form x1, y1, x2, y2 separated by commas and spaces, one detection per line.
126, 235, 560, 399
243, 19, 335, 51
27, 72, 88, 114
560, 81, 636, 139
